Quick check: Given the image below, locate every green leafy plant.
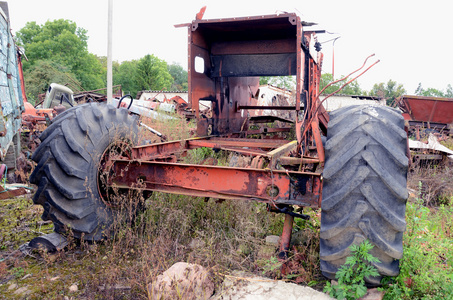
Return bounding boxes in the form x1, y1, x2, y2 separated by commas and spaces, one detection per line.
261, 256, 282, 275
12, 267, 25, 279
323, 240, 380, 300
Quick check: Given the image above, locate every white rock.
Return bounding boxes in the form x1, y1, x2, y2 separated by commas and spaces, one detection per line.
21, 273, 32, 280
189, 238, 206, 249
265, 235, 280, 246
14, 286, 32, 296
69, 284, 78, 292
148, 262, 214, 300
211, 271, 333, 300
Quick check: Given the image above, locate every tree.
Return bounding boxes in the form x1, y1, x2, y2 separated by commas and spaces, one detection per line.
320, 73, 363, 96
168, 63, 188, 91
259, 76, 296, 90
23, 60, 81, 104
368, 79, 406, 106
446, 84, 453, 98
135, 54, 173, 91
114, 60, 140, 97
16, 19, 104, 91
415, 83, 450, 97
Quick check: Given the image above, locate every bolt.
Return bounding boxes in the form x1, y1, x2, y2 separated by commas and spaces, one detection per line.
266, 185, 279, 198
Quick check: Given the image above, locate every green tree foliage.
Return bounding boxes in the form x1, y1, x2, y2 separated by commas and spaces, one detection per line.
16, 19, 104, 92
114, 60, 140, 97
320, 73, 363, 95
23, 60, 80, 104
368, 79, 406, 106
259, 76, 296, 90
135, 54, 173, 92
447, 84, 453, 98
104, 57, 180, 98
168, 63, 188, 91
415, 83, 453, 98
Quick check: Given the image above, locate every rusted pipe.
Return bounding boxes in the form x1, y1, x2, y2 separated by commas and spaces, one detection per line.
279, 214, 294, 259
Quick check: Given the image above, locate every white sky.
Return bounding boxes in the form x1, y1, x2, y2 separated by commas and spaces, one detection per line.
8, 0, 453, 94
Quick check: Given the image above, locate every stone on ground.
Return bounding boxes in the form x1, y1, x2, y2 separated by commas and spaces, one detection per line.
148, 262, 214, 300
211, 271, 333, 300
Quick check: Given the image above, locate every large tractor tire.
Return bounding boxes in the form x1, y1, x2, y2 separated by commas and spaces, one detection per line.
29, 103, 140, 241
320, 105, 408, 285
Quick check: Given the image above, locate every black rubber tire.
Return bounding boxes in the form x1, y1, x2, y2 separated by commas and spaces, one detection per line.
29, 102, 139, 241
320, 105, 408, 285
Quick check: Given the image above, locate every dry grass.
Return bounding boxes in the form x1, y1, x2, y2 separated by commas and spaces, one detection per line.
408, 164, 453, 206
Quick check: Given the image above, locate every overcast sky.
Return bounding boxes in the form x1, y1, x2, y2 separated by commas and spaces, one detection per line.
8, 0, 452, 94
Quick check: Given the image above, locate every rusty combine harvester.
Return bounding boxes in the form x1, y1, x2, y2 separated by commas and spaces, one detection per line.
29, 13, 409, 285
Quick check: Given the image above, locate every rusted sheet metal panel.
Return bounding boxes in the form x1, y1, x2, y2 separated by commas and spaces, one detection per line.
398, 95, 453, 124
189, 25, 215, 136
211, 77, 259, 135
211, 39, 296, 55
111, 160, 320, 207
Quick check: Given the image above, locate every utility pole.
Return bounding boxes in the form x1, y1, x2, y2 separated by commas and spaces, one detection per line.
107, 0, 113, 102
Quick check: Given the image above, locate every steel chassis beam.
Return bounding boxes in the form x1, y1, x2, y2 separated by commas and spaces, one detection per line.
109, 137, 322, 208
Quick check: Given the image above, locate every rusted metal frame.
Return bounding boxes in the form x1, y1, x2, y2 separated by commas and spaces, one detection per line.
278, 156, 320, 165
188, 139, 270, 156
279, 214, 294, 255
413, 154, 443, 160
189, 12, 299, 28
213, 147, 268, 156
131, 135, 291, 162
189, 26, 217, 136
110, 159, 321, 207
296, 16, 303, 113
211, 39, 296, 55
244, 127, 291, 135
0, 186, 27, 200
311, 56, 329, 134
295, 16, 304, 145
311, 119, 325, 165
299, 57, 316, 157
236, 105, 297, 110
132, 140, 187, 161
267, 140, 297, 169
188, 138, 287, 149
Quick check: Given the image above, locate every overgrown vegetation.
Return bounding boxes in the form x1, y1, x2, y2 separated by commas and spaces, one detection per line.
1, 112, 453, 298
379, 179, 453, 299
324, 240, 380, 300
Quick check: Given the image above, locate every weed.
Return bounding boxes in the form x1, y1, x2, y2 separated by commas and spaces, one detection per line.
380, 180, 453, 299
323, 240, 380, 300
261, 256, 282, 275
11, 266, 25, 279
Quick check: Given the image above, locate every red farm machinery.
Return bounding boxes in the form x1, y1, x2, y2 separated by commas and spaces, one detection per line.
29, 13, 408, 285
